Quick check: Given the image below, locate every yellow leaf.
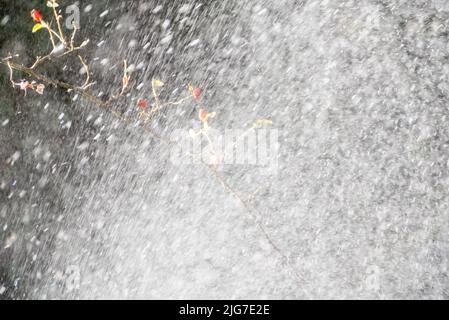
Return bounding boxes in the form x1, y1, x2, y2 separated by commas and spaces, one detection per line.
32, 23, 44, 33
152, 79, 164, 88
254, 119, 273, 128
207, 112, 216, 119
47, 1, 59, 7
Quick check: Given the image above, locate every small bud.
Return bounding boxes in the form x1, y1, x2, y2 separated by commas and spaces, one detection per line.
189, 85, 201, 101
137, 99, 148, 110
199, 109, 208, 122
192, 88, 201, 101
35, 84, 45, 95
31, 10, 44, 23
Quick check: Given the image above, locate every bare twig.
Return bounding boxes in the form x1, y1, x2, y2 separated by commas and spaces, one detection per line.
44, 22, 57, 49
151, 79, 163, 111
50, 1, 66, 45
70, 21, 78, 50
0, 60, 162, 136
30, 41, 88, 70
121, 60, 130, 95
106, 60, 131, 104
68, 39, 90, 52
206, 163, 304, 281
30, 54, 52, 69
6, 61, 15, 87
77, 55, 90, 89
159, 95, 191, 109
246, 185, 265, 203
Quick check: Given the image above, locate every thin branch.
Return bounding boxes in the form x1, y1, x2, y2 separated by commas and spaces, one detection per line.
45, 24, 57, 49
106, 60, 131, 104
40, 20, 64, 47
1, 54, 14, 61
70, 22, 77, 50
6, 61, 15, 87
120, 60, 129, 95
206, 164, 283, 253
0, 60, 161, 139
66, 39, 90, 52
159, 95, 191, 108
30, 54, 52, 69
205, 163, 304, 282
30, 41, 88, 70
151, 79, 162, 111
77, 55, 90, 89
246, 185, 266, 203
51, 1, 66, 45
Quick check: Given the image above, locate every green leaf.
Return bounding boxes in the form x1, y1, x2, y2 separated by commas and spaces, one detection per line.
32, 23, 44, 33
